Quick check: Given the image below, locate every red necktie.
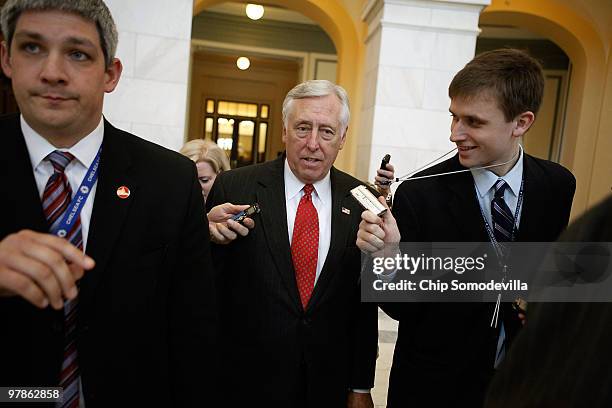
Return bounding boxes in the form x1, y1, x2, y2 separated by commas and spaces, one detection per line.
291, 184, 319, 309
42, 151, 82, 408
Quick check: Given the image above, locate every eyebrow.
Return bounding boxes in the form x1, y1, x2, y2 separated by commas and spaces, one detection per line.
13, 31, 98, 50
449, 109, 488, 123
295, 119, 337, 129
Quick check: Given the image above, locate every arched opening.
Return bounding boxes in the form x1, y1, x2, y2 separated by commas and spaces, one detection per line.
190, 0, 362, 171
481, 1, 608, 214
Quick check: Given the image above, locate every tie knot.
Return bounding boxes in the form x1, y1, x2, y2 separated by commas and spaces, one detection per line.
46, 150, 75, 174
303, 184, 314, 197
494, 179, 508, 199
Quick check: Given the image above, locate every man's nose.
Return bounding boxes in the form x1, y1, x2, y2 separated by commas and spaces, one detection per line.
40, 53, 68, 85
306, 130, 320, 150
449, 120, 466, 143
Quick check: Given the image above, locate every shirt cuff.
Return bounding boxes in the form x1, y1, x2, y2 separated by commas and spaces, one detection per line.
350, 389, 371, 394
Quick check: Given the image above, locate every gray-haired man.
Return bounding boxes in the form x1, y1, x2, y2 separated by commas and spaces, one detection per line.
207, 80, 378, 407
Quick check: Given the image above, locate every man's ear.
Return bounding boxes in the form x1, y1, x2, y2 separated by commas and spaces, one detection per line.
282, 125, 288, 143
103, 58, 123, 93
512, 111, 535, 138
0, 41, 13, 79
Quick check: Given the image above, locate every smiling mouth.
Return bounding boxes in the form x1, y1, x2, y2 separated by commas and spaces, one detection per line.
302, 158, 321, 162
458, 146, 477, 151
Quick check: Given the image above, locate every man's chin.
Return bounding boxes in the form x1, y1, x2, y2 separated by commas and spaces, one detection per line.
296, 169, 325, 185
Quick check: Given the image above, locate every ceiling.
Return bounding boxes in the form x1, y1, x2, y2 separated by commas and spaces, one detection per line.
205, 2, 316, 25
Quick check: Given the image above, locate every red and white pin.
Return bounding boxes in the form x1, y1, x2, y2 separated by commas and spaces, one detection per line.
116, 186, 130, 199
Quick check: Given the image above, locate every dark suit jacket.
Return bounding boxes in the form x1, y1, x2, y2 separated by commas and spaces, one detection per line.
0, 114, 217, 407
206, 156, 377, 407
384, 153, 575, 407
485, 194, 612, 408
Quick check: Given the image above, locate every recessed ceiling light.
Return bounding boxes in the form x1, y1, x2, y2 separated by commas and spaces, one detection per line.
237, 56, 251, 70
245, 3, 264, 20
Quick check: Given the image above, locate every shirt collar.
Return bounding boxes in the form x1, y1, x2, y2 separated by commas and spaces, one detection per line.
471, 145, 524, 198
22, 115, 104, 171
284, 159, 331, 204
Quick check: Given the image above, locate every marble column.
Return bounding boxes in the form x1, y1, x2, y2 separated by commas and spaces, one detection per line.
357, 0, 490, 185
102, 0, 193, 151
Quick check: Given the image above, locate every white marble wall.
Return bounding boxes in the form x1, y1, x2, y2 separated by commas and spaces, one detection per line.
357, 0, 490, 185
102, 0, 193, 151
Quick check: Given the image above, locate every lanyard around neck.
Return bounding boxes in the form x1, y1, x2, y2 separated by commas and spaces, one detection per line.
51, 145, 102, 238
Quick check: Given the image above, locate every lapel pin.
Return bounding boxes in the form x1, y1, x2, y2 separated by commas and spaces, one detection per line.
116, 186, 130, 199
341, 207, 351, 215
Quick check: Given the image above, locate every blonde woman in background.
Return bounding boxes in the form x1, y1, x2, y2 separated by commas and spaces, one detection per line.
180, 139, 231, 203
180, 139, 255, 244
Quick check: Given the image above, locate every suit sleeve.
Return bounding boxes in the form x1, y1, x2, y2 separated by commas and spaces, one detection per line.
169, 163, 219, 406
558, 169, 576, 230
379, 185, 422, 321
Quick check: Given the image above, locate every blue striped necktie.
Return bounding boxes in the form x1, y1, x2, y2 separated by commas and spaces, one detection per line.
491, 179, 514, 243
491, 178, 514, 368
43, 151, 82, 408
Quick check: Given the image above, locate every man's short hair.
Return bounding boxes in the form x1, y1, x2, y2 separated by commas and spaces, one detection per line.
449, 48, 545, 122
282, 79, 350, 132
1, 0, 118, 68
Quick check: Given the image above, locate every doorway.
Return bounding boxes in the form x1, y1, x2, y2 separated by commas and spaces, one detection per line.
188, 51, 299, 165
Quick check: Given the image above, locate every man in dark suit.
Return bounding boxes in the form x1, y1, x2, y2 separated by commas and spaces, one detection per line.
357, 49, 575, 406
0, 1, 216, 406
206, 80, 378, 407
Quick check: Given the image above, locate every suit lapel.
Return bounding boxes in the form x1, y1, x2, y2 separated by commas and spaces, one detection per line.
80, 121, 137, 308
443, 156, 489, 242
4, 115, 48, 234
515, 154, 545, 241
307, 168, 354, 310
256, 157, 302, 311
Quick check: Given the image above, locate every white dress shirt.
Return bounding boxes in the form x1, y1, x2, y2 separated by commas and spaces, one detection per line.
470, 146, 525, 233
284, 159, 332, 284
21, 115, 104, 250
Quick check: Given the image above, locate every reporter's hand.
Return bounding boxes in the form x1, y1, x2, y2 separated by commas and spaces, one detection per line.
375, 163, 395, 196
347, 391, 373, 408
207, 203, 255, 244
0, 230, 95, 309
208, 203, 250, 223
356, 196, 400, 254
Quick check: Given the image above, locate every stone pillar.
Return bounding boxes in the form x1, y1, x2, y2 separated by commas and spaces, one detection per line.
357, 0, 490, 184
103, 0, 193, 151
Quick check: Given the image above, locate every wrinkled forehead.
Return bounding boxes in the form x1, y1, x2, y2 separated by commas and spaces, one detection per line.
289, 96, 342, 122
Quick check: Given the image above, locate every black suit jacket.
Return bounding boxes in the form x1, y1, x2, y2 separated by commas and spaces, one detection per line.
0, 114, 217, 407
206, 156, 377, 407
385, 153, 575, 407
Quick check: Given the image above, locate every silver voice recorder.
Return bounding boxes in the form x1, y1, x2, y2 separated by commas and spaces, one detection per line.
350, 185, 387, 217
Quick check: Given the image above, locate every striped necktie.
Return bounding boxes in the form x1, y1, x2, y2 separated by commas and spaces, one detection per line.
43, 151, 82, 408
491, 178, 514, 369
491, 179, 514, 243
